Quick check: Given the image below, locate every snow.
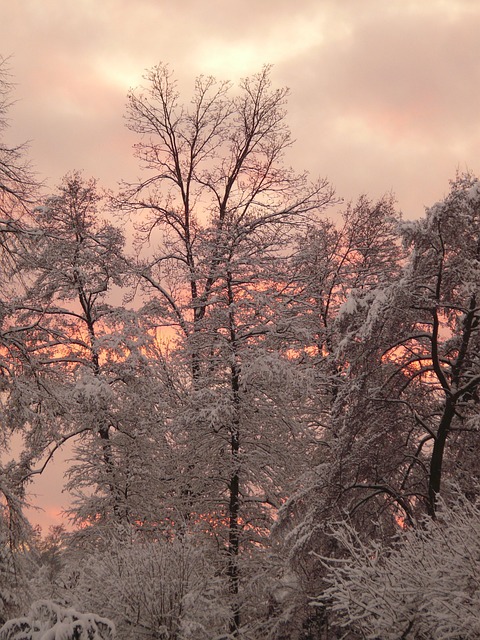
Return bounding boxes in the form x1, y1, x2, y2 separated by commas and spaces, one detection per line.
337, 293, 358, 318
0, 601, 115, 640
467, 180, 480, 201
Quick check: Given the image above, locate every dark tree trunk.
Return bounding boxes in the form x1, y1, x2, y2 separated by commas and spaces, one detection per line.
427, 399, 455, 517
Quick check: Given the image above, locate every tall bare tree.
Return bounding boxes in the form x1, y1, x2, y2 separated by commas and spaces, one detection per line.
0, 55, 41, 622
275, 174, 480, 636
120, 64, 334, 635
16, 173, 155, 534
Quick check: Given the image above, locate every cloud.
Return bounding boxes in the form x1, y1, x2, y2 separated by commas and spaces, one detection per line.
329, 12, 480, 141
274, 0, 480, 214
3, 1, 480, 212
2, 0, 480, 527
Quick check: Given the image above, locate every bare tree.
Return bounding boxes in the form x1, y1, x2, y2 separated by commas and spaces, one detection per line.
120, 64, 334, 635
0, 56, 37, 210
279, 175, 480, 617
0, 57, 40, 612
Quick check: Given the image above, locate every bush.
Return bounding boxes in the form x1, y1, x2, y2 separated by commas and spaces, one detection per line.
0, 600, 114, 640
318, 496, 480, 639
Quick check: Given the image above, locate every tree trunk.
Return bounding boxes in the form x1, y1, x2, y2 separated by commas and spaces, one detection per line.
227, 420, 240, 636
427, 398, 455, 517
227, 271, 241, 636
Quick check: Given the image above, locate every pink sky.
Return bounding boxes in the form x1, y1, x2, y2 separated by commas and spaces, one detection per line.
2, 0, 480, 530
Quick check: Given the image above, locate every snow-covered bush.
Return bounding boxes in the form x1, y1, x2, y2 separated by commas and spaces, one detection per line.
319, 495, 480, 639
0, 519, 34, 626
0, 600, 114, 640
71, 536, 230, 640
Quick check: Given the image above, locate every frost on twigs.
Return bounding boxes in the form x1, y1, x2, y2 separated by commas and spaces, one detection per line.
318, 494, 480, 639
0, 600, 114, 640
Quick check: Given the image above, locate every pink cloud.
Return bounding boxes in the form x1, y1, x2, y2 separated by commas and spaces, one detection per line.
1, 0, 480, 524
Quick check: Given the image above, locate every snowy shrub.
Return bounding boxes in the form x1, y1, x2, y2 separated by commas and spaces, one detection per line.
318, 496, 480, 639
72, 537, 230, 640
0, 528, 33, 626
0, 600, 114, 640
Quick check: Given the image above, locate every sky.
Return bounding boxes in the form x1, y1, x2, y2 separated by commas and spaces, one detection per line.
1, 0, 480, 530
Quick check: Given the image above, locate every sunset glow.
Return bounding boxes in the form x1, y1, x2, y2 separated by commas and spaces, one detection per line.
0, 0, 477, 569
0, 1, 477, 218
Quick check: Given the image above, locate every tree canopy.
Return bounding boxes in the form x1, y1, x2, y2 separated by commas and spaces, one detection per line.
0, 59, 479, 639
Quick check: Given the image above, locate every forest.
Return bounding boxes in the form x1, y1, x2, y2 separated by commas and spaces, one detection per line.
0, 56, 480, 640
